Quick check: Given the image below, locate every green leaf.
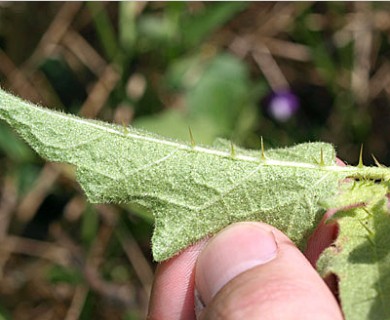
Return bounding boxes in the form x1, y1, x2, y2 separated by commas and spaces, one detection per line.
87, 2, 119, 60
119, 2, 138, 54
186, 53, 252, 135
318, 181, 390, 320
1, 87, 389, 268
4, 88, 390, 319
133, 109, 221, 145
0, 88, 339, 261
136, 53, 255, 144
0, 123, 35, 162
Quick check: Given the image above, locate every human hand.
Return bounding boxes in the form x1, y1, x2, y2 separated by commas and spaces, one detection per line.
148, 220, 343, 320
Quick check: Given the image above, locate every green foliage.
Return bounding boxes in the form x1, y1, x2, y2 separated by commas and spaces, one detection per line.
135, 53, 255, 144
0, 124, 35, 162
2, 88, 390, 319
88, 2, 118, 60
318, 181, 390, 320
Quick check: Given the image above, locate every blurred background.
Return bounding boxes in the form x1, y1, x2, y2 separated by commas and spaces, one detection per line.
0, 2, 389, 319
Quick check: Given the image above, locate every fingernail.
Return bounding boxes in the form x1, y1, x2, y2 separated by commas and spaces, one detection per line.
195, 222, 278, 305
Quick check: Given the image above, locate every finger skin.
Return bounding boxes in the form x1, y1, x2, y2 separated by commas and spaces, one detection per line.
198, 223, 343, 320
305, 209, 339, 266
147, 239, 207, 320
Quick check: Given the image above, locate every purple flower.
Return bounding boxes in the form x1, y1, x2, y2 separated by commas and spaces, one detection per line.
266, 91, 299, 122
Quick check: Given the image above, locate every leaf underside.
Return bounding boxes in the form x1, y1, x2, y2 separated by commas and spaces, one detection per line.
318, 182, 390, 320
0, 88, 342, 261
2, 88, 390, 320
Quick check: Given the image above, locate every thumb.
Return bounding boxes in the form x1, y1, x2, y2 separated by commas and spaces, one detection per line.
195, 222, 343, 320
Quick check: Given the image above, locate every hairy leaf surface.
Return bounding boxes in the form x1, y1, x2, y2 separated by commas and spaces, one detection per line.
3, 88, 390, 319
318, 182, 390, 320
0, 88, 345, 261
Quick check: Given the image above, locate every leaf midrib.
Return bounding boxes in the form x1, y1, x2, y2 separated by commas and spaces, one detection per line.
4, 93, 386, 179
